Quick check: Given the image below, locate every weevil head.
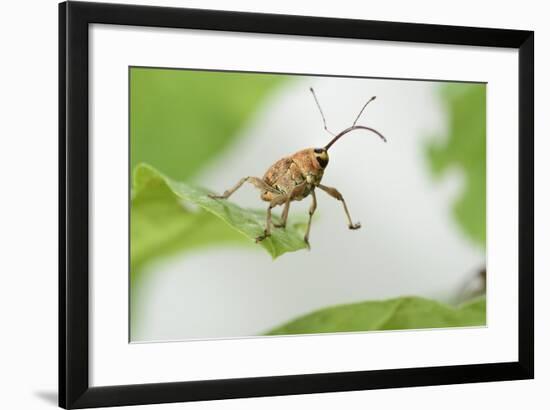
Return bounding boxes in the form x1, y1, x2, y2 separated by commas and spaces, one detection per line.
313, 147, 329, 169
291, 148, 329, 182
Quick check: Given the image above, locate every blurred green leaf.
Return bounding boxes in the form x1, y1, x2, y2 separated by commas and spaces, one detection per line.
266, 296, 485, 335
426, 84, 486, 247
131, 164, 308, 272
130, 68, 286, 180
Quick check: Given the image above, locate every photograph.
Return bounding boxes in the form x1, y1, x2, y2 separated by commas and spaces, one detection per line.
129, 67, 487, 343
52, 1, 536, 408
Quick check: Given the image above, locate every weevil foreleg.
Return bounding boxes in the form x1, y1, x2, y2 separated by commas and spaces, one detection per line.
209, 176, 279, 199
318, 184, 361, 230
303, 189, 317, 248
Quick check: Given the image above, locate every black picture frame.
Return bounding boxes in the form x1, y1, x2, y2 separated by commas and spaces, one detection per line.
59, 1, 534, 408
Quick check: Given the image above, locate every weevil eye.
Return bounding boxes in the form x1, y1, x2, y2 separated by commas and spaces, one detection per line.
314, 148, 329, 168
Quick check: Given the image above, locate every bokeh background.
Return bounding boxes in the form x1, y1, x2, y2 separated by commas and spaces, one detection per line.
130, 67, 486, 342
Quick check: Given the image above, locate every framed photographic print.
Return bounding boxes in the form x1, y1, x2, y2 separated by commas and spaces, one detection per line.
59, 1, 534, 408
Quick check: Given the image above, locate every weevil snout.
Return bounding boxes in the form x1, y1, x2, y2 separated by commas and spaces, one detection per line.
310, 87, 386, 152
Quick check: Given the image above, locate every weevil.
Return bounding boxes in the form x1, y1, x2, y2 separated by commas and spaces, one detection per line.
209, 87, 386, 247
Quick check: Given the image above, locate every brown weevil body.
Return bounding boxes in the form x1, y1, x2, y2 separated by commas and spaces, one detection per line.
209, 87, 386, 247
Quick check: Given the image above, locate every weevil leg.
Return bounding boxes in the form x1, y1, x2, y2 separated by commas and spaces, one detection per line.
303, 189, 317, 248
274, 182, 308, 228
273, 198, 291, 228
318, 184, 361, 230
256, 197, 284, 243
255, 204, 272, 243
209, 176, 279, 199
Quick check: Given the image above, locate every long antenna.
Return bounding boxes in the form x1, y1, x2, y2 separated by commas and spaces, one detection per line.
309, 87, 335, 136
324, 125, 386, 150
352, 96, 376, 127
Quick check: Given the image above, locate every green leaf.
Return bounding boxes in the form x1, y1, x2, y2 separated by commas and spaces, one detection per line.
131, 164, 308, 273
130, 68, 286, 180
131, 167, 250, 278
426, 84, 486, 247
266, 296, 486, 335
